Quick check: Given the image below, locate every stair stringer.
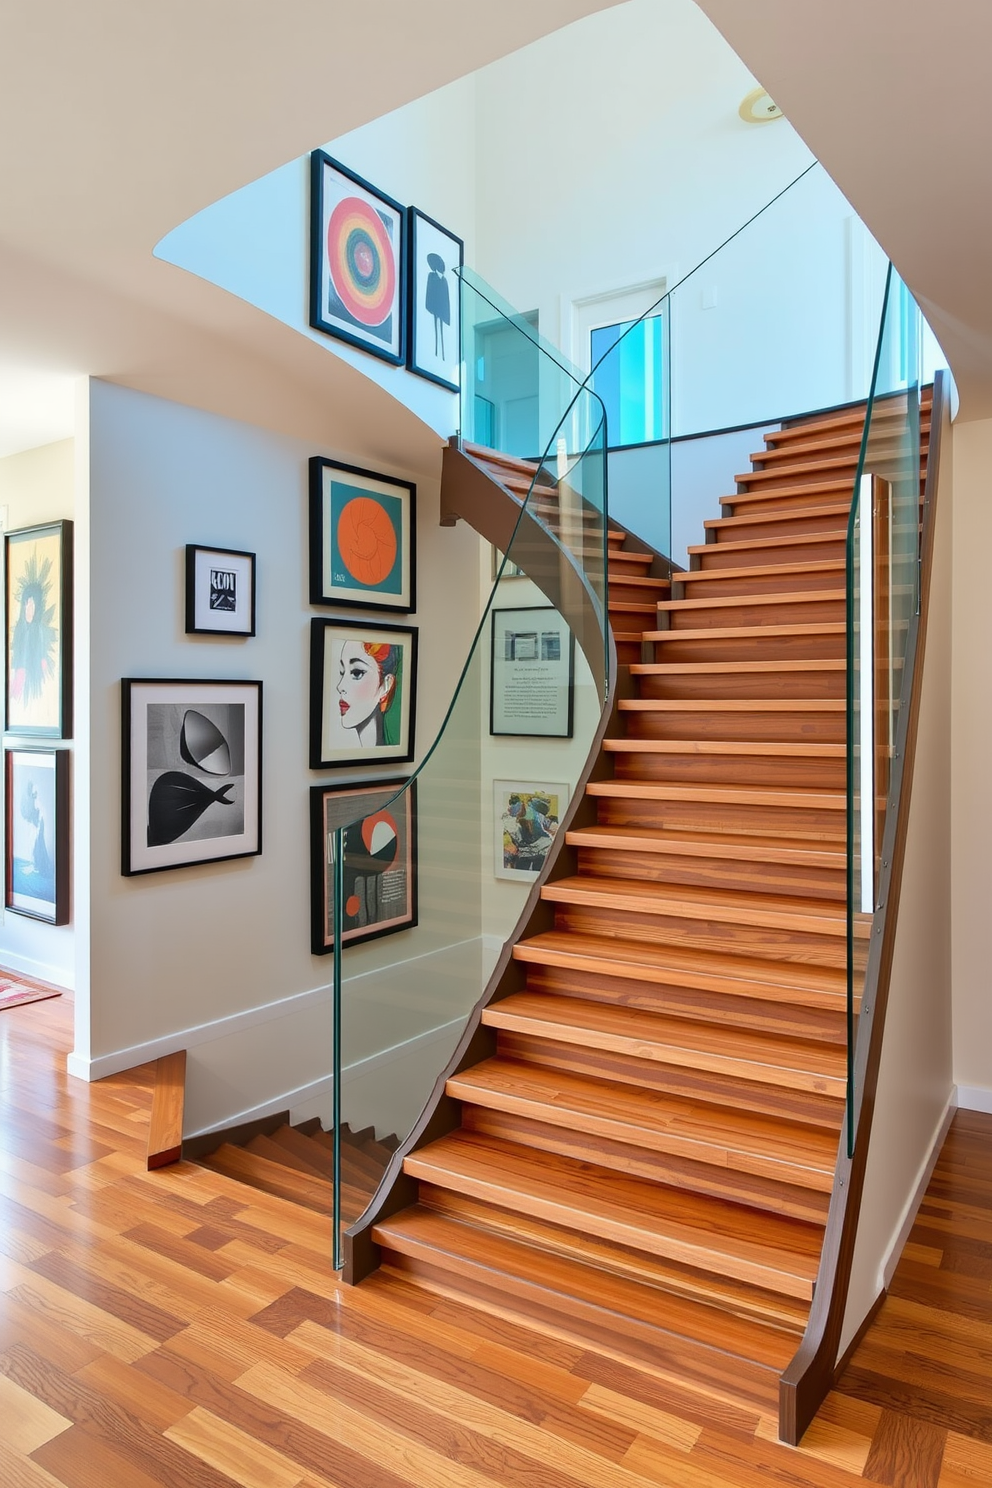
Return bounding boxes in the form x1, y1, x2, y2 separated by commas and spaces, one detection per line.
342, 451, 648, 1284
778, 371, 950, 1443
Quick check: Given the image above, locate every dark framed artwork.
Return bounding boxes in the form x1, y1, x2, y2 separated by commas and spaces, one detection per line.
310, 776, 417, 954
185, 545, 256, 636
407, 207, 462, 392
309, 150, 405, 364
494, 778, 569, 883
490, 606, 575, 738
4, 746, 70, 923
309, 457, 415, 613
310, 618, 417, 770
121, 678, 262, 876
4, 520, 73, 738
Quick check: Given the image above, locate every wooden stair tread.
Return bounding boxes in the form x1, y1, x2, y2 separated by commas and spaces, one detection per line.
644, 622, 845, 642
482, 993, 846, 1095
705, 504, 851, 532
631, 658, 844, 675
678, 559, 843, 584
586, 779, 844, 809
766, 398, 928, 445
402, 1131, 823, 1298
656, 588, 845, 613
448, 1057, 838, 1184
603, 738, 844, 756
618, 696, 844, 712
464, 443, 540, 479
688, 532, 845, 559
719, 482, 853, 509
374, 1205, 802, 1382
736, 448, 924, 485
566, 822, 845, 867
752, 426, 927, 464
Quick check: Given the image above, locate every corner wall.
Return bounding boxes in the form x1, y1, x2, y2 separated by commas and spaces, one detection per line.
0, 439, 76, 988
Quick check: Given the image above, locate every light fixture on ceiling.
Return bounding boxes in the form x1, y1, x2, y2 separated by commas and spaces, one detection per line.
739, 87, 783, 124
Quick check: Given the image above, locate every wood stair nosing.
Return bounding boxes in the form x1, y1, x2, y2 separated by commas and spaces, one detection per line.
676, 559, 844, 588
586, 779, 845, 809
400, 1130, 824, 1300
564, 822, 846, 869
480, 994, 847, 1098
644, 622, 846, 643
602, 738, 845, 757
689, 532, 846, 563
736, 448, 927, 487
655, 588, 845, 615
630, 659, 844, 677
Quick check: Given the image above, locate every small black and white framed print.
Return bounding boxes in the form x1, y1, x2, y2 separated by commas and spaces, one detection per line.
185, 546, 256, 636
121, 678, 262, 875
309, 150, 406, 365
4, 746, 70, 923
310, 776, 417, 955
407, 208, 462, 392
490, 606, 575, 738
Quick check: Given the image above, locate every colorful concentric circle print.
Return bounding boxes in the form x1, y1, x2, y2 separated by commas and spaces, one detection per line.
327, 196, 396, 327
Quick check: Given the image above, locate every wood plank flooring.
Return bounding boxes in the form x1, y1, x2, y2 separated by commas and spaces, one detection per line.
0, 991, 988, 1486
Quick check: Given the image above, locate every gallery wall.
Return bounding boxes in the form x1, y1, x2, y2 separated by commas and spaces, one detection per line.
78, 379, 484, 1139
0, 438, 75, 988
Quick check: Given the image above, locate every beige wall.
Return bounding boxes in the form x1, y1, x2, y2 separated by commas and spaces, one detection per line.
950, 417, 992, 1105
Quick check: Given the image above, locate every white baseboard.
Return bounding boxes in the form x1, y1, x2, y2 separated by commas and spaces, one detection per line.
955, 1084, 992, 1114
880, 1089, 957, 1290
66, 935, 485, 1082
0, 947, 73, 992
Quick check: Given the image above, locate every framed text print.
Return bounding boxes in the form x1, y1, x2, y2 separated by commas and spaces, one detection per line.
185, 545, 256, 636
122, 679, 262, 875
494, 779, 569, 883
490, 606, 574, 738
4, 520, 73, 738
310, 777, 417, 954
309, 457, 415, 613
407, 208, 462, 392
310, 618, 417, 771
309, 151, 405, 364
4, 747, 70, 923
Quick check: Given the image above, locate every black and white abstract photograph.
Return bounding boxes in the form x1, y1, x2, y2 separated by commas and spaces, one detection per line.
185, 545, 256, 636
407, 208, 462, 392
122, 679, 262, 875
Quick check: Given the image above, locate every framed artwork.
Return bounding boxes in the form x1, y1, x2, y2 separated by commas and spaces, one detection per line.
4, 747, 70, 923
407, 207, 462, 392
491, 545, 526, 581
310, 777, 417, 954
4, 520, 73, 738
310, 618, 417, 771
309, 150, 405, 365
121, 679, 262, 876
309, 457, 415, 613
185, 545, 256, 636
494, 780, 569, 882
490, 606, 575, 738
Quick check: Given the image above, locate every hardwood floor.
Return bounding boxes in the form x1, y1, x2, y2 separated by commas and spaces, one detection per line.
0, 991, 988, 1486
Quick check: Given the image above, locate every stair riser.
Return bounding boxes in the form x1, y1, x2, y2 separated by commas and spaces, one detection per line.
614, 639, 644, 666
459, 1106, 832, 1219
664, 597, 845, 630
610, 604, 658, 633
649, 633, 845, 663
676, 568, 843, 599
575, 844, 845, 900
620, 708, 844, 743
610, 752, 845, 789
696, 538, 846, 570
497, 1030, 847, 1130
594, 794, 845, 838
634, 671, 844, 702
375, 1253, 783, 1412
610, 579, 672, 604
710, 510, 851, 543
723, 486, 853, 516
551, 905, 853, 971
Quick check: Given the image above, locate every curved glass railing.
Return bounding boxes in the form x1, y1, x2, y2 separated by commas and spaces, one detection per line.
325, 291, 608, 1267
844, 265, 925, 1153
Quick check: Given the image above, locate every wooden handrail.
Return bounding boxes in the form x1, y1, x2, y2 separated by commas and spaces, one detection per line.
778, 370, 951, 1443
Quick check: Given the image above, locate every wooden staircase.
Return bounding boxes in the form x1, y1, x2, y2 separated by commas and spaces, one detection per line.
197, 1120, 398, 1221
362, 395, 931, 1416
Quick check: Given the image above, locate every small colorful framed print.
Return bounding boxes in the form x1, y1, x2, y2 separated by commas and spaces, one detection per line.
494, 779, 569, 883
310, 618, 417, 771
309, 457, 415, 613
121, 679, 262, 875
185, 545, 256, 636
407, 207, 463, 392
4, 520, 73, 738
309, 150, 405, 364
310, 776, 417, 954
4, 747, 70, 923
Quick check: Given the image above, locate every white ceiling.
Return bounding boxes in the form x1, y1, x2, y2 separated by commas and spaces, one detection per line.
0, 0, 623, 463
695, 0, 992, 420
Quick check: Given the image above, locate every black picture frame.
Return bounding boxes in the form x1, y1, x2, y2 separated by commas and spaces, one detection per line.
309, 776, 418, 954
4, 746, 70, 924
309, 618, 418, 771
4, 519, 73, 738
489, 605, 575, 738
309, 150, 406, 365
121, 678, 263, 876
406, 206, 463, 392
308, 457, 416, 613
185, 545, 257, 637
